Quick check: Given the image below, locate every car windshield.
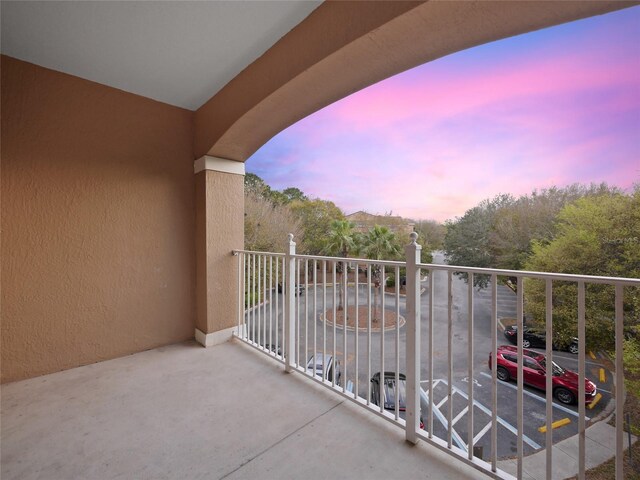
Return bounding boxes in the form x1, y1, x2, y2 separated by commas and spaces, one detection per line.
383, 376, 406, 410
308, 355, 331, 375
539, 358, 565, 376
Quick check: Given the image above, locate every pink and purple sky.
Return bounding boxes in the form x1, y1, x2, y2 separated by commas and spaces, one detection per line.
247, 8, 640, 223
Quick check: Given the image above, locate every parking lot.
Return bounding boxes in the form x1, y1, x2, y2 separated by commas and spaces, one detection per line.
419, 348, 613, 460
247, 263, 615, 461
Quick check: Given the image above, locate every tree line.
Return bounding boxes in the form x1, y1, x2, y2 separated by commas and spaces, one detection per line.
244, 173, 440, 317
442, 183, 639, 354
244, 172, 445, 257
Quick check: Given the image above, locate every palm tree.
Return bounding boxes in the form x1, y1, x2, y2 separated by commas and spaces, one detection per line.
322, 219, 356, 310
360, 225, 402, 321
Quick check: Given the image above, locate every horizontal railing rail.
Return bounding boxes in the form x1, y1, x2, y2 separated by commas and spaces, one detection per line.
233, 234, 639, 480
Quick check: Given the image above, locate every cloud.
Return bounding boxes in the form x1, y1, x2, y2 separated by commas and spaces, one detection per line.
248, 7, 640, 222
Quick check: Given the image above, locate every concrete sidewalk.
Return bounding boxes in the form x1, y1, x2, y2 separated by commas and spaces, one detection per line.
497, 420, 637, 480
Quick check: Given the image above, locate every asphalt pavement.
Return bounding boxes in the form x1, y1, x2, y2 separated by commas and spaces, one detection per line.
246, 252, 629, 476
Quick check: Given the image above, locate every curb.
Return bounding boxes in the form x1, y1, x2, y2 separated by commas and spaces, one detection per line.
319, 312, 406, 333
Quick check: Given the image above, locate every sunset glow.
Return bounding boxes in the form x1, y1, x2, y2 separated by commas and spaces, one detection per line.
247, 8, 640, 222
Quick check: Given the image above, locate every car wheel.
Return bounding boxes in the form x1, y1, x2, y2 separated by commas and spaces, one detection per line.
497, 367, 510, 382
522, 339, 531, 348
555, 387, 575, 405
569, 343, 579, 355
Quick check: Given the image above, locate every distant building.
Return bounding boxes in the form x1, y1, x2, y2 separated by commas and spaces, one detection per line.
346, 211, 415, 239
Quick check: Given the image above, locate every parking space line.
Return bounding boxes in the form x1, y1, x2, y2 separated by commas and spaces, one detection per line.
449, 382, 542, 450
599, 368, 606, 382
451, 406, 469, 426
420, 388, 467, 451
589, 351, 596, 360
421, 382, 542, 451
538, 418, 571, 433
479, 372, 590, 420
473, 421, 493, 444
436, 397, 448, 409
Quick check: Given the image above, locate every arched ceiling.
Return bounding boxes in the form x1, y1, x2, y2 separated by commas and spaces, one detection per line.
194, 0, 638, 162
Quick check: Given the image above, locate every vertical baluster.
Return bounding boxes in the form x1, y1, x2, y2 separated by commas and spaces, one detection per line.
517, 276, 524, 479
275, 257, 280, 356
545, 278, 553, 480
269, 256, 273, 352
395, 265, 400, 421
615, 284, 624, 480
380, 264, 385, 413
254, 255, 262, 345
262, 255, 267, 348
332, 261, 337, 387
367, 264, 372, 405
428, 268, 434, 438
448, 270, 453, 449
247, 254, 251, 341
355, 263, 360, 400
323, 260, 327, 382
343, 260, 348, 393
237, 253, 243, 338
255, 255, 262, 345
578, 282, 586, 480
283, 257, 286, 357
467, 272, 474, 459
313, 260, 317, 375
491, 274, 498, 472
297, 258, 301, 368
252, 254, 256, 345
305, 259, 309, 367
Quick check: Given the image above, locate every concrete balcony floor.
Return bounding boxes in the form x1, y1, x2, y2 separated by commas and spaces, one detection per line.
1, 340, 490, 480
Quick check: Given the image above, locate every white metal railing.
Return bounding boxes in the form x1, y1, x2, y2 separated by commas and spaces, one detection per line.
233, 233, 639, 480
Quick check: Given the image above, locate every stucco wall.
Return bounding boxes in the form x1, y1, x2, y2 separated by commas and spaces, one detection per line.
1, 56, 196, 383
195, 170, 243, 336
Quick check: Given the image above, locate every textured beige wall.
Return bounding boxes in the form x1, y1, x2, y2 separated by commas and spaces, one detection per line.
195, 170, 243, 335
1, 56, 196, 383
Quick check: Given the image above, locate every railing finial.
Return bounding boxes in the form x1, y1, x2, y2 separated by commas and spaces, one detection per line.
409, 231, 418, 245
288, 233, 295, 243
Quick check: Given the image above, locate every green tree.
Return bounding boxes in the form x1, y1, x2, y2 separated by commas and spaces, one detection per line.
442, 183, 622, 286
490, 183, 621, 271
443, 194, 515, 287
323, 219, 357, 310
290, 199, 345, 254
282, 187, 308, 203
244, 172, 272, 198
360, 225, 402, 320
524, 189, 640, 351
413, 219, 447, 251
244, 172, 310, 206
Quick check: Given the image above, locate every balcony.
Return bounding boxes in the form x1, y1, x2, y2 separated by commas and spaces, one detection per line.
3, 4, 638, 480
231, 234, 639, 480
1, 340, 488, 480
1, 236, 637, 480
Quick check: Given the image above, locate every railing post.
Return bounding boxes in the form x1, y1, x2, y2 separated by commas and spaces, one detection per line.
405, 232, 422, 444
285, 234, 296, 373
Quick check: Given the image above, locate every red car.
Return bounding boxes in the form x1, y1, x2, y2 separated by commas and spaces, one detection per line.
488, 345, 597, 405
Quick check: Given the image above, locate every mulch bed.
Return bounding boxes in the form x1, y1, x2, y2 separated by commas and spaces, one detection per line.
323, 305, 404, 332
